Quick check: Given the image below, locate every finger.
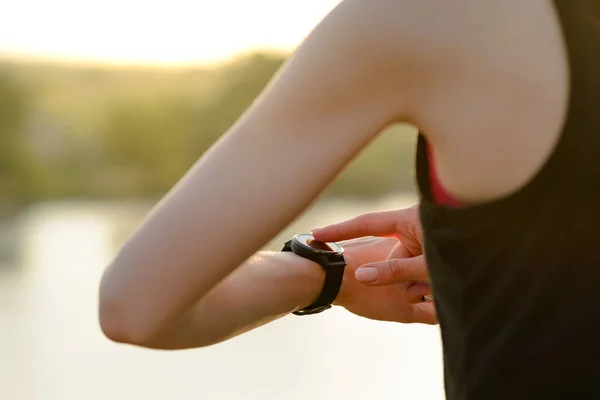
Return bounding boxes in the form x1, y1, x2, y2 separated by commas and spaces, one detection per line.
386, 226, 423, 259
337, 236, 397, 248
407, 302, 438, 325
355, 255, 429, 285
311, 209, 408, 242
387, 242, 411, 260
406, 282, 432, 304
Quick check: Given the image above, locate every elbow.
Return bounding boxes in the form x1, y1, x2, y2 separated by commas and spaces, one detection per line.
98, 267, 157, 347
99, 297, 151, 347
98, 292, 216, 350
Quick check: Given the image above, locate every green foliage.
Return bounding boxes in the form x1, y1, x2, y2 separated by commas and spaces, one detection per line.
0, 72, 35, 207
0, 53, 418, 206
325, 124, 418, 198
101, 98, 197, 195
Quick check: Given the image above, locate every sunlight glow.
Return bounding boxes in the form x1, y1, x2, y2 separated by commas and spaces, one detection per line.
0, 0, 341, 66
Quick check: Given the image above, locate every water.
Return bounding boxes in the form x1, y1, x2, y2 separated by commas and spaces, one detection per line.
0, 196, 445, 400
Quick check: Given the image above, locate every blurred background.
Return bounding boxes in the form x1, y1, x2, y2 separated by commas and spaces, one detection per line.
0, 1, 444, 399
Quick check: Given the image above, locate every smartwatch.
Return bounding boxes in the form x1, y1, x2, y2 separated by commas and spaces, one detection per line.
282, 233, 346, 316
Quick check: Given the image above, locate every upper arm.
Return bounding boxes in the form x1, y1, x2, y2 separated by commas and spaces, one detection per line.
99, 0, 452, 341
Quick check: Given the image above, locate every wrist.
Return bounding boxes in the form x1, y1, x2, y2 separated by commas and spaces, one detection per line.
276, 252, 326, 311
333, 253, 357, 308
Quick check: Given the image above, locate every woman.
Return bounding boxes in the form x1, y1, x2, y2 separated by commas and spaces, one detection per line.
100, 1, 600, 398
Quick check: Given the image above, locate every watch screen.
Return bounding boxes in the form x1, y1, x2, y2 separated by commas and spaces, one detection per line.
307, 239, 334, 252
295, 233, 343, 254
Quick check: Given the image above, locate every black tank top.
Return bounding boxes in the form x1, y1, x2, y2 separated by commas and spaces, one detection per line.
416, 1, 600, 399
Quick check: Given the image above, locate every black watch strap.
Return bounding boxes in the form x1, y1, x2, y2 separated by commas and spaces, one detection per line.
282, 240, 346, 315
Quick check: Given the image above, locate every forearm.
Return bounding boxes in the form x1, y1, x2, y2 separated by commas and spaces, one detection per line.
98, 0, 411, 346
102, 251, 325, 350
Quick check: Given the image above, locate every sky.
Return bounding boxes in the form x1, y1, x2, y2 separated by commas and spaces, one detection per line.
0, 0, 341, 66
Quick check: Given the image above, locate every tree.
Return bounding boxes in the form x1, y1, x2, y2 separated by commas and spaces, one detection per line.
0, 73, 32, 210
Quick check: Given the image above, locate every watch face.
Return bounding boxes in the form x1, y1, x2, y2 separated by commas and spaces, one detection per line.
293, 234, 343, 254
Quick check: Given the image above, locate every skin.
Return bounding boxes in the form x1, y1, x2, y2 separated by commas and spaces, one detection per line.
125, 234, 433, 350
313, 205, 427, 287
99, 0, 568, 349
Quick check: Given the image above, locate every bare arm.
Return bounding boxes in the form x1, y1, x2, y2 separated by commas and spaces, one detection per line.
98, 0, 441, 346
128, 251, 326, 350
114, 236, 411, 350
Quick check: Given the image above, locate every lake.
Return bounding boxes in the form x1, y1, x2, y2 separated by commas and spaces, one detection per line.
0, 195, 445, 400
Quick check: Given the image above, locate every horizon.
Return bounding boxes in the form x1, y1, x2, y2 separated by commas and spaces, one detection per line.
0, 1, 341, 67
0, 47, 290, 70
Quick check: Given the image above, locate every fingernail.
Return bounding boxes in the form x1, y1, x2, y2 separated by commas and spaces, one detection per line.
355, 267, 379, 283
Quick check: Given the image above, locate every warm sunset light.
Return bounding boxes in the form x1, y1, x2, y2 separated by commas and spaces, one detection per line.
0, 0, 341, 65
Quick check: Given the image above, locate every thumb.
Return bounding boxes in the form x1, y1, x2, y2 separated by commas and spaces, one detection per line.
355, 255, 429, 285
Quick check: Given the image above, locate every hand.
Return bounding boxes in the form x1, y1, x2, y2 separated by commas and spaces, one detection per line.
313, 205, 436, 324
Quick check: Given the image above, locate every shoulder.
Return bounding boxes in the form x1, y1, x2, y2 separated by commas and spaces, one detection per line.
260, 0, 533, 122
406, 0, 570, 203
295, 0, 569, 204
